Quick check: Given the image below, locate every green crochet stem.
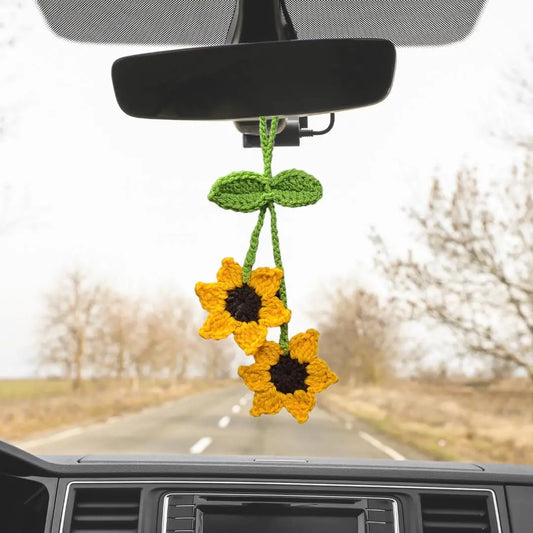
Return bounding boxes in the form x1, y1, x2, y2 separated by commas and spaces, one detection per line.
241, 116, 289, 351
260, 116, 278, 179
241, 116, 278, 283
242, 205, 267, 283
269, 202, 289, 351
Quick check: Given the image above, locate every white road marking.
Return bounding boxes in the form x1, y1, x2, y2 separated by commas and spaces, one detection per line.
358, 431, 406, 461
16, 427, 84, 449
190, 437, 213, 454
231, 405, 241, 414
218, 416, 231, 429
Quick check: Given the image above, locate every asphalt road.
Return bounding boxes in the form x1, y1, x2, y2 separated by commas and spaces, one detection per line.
17, 385, 428, 460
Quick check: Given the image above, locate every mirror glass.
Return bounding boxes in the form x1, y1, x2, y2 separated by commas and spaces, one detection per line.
112, 39, 396, 121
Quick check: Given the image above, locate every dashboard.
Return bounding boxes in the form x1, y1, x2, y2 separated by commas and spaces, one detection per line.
1, 440, 532, 533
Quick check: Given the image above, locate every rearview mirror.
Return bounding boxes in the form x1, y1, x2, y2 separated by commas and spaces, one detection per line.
112, 39, 395, 121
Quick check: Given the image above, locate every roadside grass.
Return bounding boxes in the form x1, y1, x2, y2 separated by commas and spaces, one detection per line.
0, 378, 232, 442
0, 379, 74, 401
324, 379, 533, 464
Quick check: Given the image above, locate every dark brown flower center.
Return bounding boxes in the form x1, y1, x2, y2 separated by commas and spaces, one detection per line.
225, 284, 262, 323
269, 354, 309, 394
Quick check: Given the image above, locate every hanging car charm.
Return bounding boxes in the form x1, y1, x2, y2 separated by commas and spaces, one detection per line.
195, 116, 337, 423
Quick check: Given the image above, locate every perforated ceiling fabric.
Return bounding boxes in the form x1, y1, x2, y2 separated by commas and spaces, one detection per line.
36, 0, 486, 47
283, 0, 487, 46
36, 0, 239, 45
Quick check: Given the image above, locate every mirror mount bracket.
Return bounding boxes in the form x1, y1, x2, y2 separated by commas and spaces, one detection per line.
239, 114, 336, 148
229, 0, 304, 146
226, 0, 296, 44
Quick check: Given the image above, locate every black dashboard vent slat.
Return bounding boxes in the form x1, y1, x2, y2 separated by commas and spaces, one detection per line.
70, 488, 141, 533
421, 494, 491, 533
423, 509, 487, 517
166, 496, 196, 533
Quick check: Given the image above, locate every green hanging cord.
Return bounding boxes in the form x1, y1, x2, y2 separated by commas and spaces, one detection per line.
241, 117, 279, 284
259, 116, 290, 350
260, 116, 279, 178
269, 202, 289, 351
242, 205, 267, 283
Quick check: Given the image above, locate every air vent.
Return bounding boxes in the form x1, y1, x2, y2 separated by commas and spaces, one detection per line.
421, 493, 491, 533
166, 495, 196, 533
69, 488, 140, 533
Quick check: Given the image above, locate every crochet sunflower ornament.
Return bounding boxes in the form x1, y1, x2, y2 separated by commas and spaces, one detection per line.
195, 116, 337, 423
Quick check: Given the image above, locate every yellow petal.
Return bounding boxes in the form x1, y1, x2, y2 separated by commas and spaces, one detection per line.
305, 359, 338, 393
283, 390, 316, 424
248, 267, 283, 298
198, 310, 236, 340
216, 258, 243, 289
195, 282, 227, 312
233, 321, 268, 355
254, 341, 283, 366
289, 329, 320, 363
250, 388, 284, 417
258, 297, 291, 327
238, 364, 272, 392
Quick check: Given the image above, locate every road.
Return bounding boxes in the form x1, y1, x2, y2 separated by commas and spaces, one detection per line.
17, 385, 428, 459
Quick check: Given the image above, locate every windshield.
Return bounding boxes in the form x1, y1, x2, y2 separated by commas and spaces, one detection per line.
1, 0, 532, 463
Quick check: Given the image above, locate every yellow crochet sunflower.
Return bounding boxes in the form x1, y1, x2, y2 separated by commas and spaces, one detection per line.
238, 329, 338, 423
195, 258, 291, 355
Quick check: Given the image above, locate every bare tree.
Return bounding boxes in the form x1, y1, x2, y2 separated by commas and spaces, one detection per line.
118, 305, 160, 385
316, 287, 397, 385
374, 156, 533, 380
93, 293, 140, 379
39, 270, 105, 388
149, 296, 200, 381
199, 339, 235, 380
94, 292, 202, 383
39, 269, 235, 384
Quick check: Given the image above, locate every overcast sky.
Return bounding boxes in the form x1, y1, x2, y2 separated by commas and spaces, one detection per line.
1, 0, 532, 377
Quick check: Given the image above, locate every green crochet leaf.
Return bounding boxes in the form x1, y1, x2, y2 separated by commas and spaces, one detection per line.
271, 169, 323, 207
208, 172, 267, 212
